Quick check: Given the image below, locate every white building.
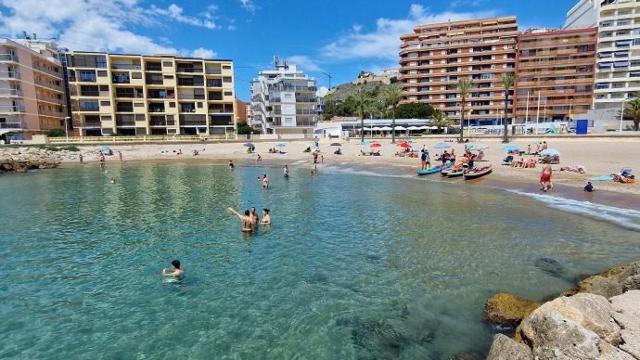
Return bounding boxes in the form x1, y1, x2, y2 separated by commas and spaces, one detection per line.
250, 58, 318, 137
593, 0, 640, 110
564, 0, 600, 29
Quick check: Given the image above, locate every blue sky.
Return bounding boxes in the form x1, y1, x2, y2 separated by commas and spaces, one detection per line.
0, 0, 578, 100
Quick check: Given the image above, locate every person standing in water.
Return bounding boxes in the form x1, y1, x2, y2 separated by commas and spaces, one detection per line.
540, 162, 553, 192
261, 208, 271, 225
283, 165, 289, 178
250, 207, 260, 229
162, 260, 184, 280
228, 160, 235, 170
118, 151, 123, 162
261, 174, 269, 189
99, 152, 106, 170
227, 208, 254, 233
79, 153, 84, 164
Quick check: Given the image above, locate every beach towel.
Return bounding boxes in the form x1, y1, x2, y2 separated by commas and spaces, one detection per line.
591, 175, 613, 181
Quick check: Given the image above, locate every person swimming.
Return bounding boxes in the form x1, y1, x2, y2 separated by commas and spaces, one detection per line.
228, 208, 254, 233
261, 208, 271, 225
162, 259, 184, 280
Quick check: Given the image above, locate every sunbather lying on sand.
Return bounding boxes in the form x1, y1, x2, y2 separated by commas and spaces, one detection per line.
560, 165, 586, 174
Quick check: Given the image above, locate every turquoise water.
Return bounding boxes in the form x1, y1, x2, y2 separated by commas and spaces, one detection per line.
1, 162, 638, 359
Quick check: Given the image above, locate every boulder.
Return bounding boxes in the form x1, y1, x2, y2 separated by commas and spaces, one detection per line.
563, 261, 640, 298
483, 293, 540, 327
486, 334, 532, 360
518, 293, 623, 359
611, 290, 640, 359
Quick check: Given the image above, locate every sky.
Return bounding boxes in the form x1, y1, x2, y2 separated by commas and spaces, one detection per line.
0, 0, 579, 101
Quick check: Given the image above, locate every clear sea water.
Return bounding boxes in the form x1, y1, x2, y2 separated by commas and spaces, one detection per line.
1, 162, 639, 359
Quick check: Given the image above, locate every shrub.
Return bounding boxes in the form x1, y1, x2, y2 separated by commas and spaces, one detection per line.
47, 128, 66, 137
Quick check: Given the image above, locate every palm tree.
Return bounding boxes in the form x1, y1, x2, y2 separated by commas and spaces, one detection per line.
431, 109, 451, 133
501, 72, 516, 143
457, 78, 472, 143
383, 84, 403, 143
354, 88, 371, 142
623, 98, 640, 131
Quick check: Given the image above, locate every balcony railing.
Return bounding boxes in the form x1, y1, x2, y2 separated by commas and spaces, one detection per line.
0, 121, 24, 129
205, 68, 222, 74
0, 70, 20, 79
0, 88, 22, 96
0, 54, 18, 61
111, 64, 142, 70
0, 105, 25, 113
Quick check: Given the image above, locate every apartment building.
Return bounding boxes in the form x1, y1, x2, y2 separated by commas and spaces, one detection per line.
593, 0, 640, 110
515, 28, 597, 122
399, 17, 519, 126
0, 38, 66, 137
250, 59, 318, 136
564, 0, 601, 29
65, 52, 235, 136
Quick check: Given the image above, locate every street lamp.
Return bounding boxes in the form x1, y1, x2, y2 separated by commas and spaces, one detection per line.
64, 116, 70, 139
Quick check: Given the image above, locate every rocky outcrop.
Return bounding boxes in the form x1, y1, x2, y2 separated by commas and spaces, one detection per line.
563, 261, 640, 298
486, 334, 532, 360
0, 146, 77, 173
486, 261, 640, 360
483, 293, 540, 328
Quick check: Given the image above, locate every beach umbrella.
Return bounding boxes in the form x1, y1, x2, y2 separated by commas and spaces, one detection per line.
372, 126, 382, 131
540, 148, 560, 156
502, 144, 520, 152
433, 142, 451, 150
466, 144, 489, 151
275, 143, 287, 148
407, 126, 420, 131
370, 143, 382, 148
398, 142, 411, 148
330, 142, 342, 147
243, 143, 254, 147
394, 126, 407, 131
380, 126, 393, 131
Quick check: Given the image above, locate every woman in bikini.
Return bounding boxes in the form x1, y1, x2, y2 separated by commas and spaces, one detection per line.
540, 163, 553, 192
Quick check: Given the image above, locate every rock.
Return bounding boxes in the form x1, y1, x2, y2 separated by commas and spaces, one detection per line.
611, 290, 640, 359
486, 334, 533, 360
483, 293, 540, 327
563, 261, 640, 298
534, 257, 573, 282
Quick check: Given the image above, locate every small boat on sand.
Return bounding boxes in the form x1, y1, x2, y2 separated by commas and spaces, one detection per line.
417, 166, 443, 176
463, 165, 493, 180
447, 168, 465, 178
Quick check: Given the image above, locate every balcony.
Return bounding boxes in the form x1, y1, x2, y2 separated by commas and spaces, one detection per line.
150, 115, 175, 126
0, 88, 22, 97
111, 63, 142, 70
205, 67, 222, 74
112, 73, 131, 84
0, 105, 25, 113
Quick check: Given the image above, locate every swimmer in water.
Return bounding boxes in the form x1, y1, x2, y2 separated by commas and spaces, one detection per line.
261, 208, 271, 225
283, 165, 289, 178
228, 160, 234, 170
109, 178, 116, 184
261, 174, 269, 189
250, 207, 259, 229
228, 208, 254, 233
162, 259, 184, 280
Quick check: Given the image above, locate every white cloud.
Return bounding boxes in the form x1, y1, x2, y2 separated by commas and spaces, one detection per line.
190, 47, 217, 59
322, 4, 496, 61
0, 0, 218, 56
287, 55, 321, 72
239, 0, 256, 13
149, 3, 217, 30
316, 86, 329, 98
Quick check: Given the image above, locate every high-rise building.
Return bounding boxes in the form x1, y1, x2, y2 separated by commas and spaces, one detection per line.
593, 0, 640, 110
515, 28, 597, 122
65, 52, 235, 136
250, 59, 318, 136
564, 0, 600, 29
0, 38, 67, 137
399, 17, 519, 126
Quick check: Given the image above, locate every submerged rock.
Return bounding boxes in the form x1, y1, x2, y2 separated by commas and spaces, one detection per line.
563, 261, 640, 298
534, 257, 573, 282
335, 316, 410, 359
483, 293, 539, 328
486, 334, 532, 360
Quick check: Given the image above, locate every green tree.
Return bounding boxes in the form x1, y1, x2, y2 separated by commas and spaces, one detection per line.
47, 128, 65, 137
354, 88, 372, 141
431, 109, 452, 133
501, 72, 516, 143
395, 102, 434, 119
457, 78, 472, 143
383, 84, 403, 143
236, 123, 258, 135
623, 98, 640, 131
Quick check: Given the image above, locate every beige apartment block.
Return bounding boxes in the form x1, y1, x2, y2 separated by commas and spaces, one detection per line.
65, 52, 236, 136
399, 17, 518, 125
0, 38, 66, 137
515, 28, 597, 122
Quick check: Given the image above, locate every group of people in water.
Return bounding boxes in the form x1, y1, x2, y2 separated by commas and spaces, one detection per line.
227, 207, 271, 233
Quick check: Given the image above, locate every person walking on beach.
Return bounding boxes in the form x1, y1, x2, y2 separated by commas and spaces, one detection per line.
283, 165, 289, 178
256, 154, 262, 163
162, 260, 184, 280
540, 162, 553, 192
227, 208, 254, 233
228, 160, 235, 170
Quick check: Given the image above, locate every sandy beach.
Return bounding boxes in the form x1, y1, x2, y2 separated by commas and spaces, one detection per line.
64, 136, 640, 199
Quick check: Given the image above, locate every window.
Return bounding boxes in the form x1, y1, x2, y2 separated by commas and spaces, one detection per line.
131, 72, 142, 79
196, 102, 203, 108
162, 61, 173, 67
163, 75, 174, 79
222, 65, 231, 69
99, 85, 109, 91
79, 100, 99, 111
169, 102, 176, 108
134, 102, 144, 107
224, 91, 232, 96
79, 70, 96, 82
100, 100, 110, 106
95, 56, 107, 68
223, 76, 232, 83
97, 70, 108, 77
100, 115, 111, 121
80, 85, 99, 96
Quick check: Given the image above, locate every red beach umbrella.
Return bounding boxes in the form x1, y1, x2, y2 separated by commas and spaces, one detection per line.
370, 143, 382, 148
